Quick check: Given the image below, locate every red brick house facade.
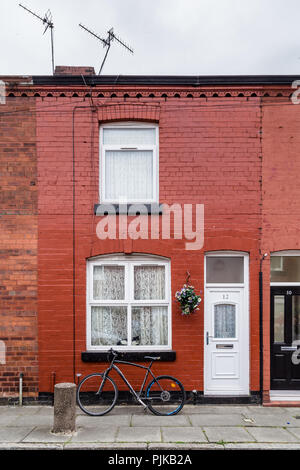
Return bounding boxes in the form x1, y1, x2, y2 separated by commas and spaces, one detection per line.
1, 69, 300, 404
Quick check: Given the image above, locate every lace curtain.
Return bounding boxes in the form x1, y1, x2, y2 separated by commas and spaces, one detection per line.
134, 265, 165, 300
91, 306, 127, 346
93, 265, 125, 300
132, 307, 168, 346
214, 304, 236, 338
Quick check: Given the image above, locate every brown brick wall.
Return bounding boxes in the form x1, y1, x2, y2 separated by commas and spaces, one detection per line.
0, 97, 38, 397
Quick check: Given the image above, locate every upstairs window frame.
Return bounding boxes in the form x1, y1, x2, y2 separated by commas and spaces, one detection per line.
100, 122, 159, 204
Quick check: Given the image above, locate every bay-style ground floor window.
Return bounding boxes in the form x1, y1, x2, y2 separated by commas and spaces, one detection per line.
86, 254, 171, 350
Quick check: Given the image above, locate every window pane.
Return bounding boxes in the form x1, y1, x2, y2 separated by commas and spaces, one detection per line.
103, 127, 156, 145
132, 307, 168, 345
93, 265, 125, 300
134, 265, 165, 300
91, 306, 127, 346
271, 256, 300, 282
105, 150, 153, 200
214, 304, 236, 338
292, 296, 300, 341
274, 295, 284, 343
206, 257, 244, 283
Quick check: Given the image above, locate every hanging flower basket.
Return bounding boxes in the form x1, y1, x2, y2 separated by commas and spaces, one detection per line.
175, 284, 201, 316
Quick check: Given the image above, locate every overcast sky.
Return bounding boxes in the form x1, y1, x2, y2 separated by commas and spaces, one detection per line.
1, 0, 300, 76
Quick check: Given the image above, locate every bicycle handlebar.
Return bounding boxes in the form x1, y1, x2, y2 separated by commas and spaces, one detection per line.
107, 348, 118, 362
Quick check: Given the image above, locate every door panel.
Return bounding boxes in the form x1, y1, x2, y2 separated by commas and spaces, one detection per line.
204, 288, 249, 395
271, 287, 300, 390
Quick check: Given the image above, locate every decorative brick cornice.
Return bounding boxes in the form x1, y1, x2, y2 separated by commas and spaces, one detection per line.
3, 84, 294, 99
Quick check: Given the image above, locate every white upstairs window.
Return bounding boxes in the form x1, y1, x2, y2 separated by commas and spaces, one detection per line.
100, 122, 159, 204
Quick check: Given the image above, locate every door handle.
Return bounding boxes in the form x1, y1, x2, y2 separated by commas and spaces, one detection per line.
206, 332, 213, 345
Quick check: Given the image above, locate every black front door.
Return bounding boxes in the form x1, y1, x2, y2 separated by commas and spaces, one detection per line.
271, 287, 300, 390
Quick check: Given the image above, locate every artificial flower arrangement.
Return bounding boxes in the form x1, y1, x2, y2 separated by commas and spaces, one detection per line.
175, 284, 201, 315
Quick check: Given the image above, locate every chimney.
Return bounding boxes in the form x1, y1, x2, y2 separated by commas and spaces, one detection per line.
54, 66, 95, 76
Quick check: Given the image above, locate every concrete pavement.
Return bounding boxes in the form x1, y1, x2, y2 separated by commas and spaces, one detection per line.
1, 404, 300, 450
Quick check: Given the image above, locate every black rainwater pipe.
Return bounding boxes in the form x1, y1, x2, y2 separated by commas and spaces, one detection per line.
259, 253, 268, 402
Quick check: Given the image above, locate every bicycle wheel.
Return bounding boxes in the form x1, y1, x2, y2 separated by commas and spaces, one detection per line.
146, 375, 185, 416
77, 373, 118, 416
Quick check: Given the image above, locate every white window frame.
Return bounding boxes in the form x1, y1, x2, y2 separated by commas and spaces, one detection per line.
271, 250, 300, 287
86, 254, 171, 351
99, 122, 159, 204
204, 251, 249, 289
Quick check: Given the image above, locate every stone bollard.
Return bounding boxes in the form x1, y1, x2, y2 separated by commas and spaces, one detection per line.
52, 383, 76, 434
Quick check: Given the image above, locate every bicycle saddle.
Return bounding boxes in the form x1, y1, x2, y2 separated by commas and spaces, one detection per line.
144, 356, 161, 361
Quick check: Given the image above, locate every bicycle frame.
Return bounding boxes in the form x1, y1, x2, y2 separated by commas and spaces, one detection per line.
97, 358, 163, 408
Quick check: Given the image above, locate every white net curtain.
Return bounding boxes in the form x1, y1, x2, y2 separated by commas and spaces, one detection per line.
214, 304, 236, 338
91, 261, 168, 347
105, 150, 153, 201
102, 127, 156, 202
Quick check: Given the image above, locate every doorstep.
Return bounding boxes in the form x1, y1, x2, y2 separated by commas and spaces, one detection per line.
264, 390, 300, 407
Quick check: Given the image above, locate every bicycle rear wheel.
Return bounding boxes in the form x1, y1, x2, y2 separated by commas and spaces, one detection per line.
77, 373, 118, 416
146, 375, 185, 416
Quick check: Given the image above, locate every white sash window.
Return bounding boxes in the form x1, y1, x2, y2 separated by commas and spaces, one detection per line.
100, 123, 159, 204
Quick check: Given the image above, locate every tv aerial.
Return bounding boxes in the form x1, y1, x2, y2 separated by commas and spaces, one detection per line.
79, 23, 134, 75
19, 3, 55, 74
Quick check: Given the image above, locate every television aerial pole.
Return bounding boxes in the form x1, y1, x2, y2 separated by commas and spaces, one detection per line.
19, 3, 55, 74
79, 23, 134, 75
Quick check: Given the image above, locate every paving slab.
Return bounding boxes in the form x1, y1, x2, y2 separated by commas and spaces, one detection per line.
246, 406, 289, 415
22, 426, 72, 443
162, 426, 207, 443
0, 443, 64, 450
284, 407, 300, 414
0, 426, 34, 443
0, 414, 23, 426
64, 442, 148, 450
189, 413, 244, 427
70, 425, 118, 443
116, 426, 161, 442
35, 406, 54, 416
282, 427, 300, 440
76, 414, 131, 426
149, 443, 224, 450
225, 443, 300, 450
131, 414, 190, 427
181, 405, 249, 415
246, 427, 299, 443
0, 406, 41, 416
76, 405, 142, 416
10, 414, 53, 427
242, 413, 297, 427
204, 426, 254, 443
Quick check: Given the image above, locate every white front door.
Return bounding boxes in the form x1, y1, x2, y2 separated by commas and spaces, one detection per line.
204, 253, 249, 395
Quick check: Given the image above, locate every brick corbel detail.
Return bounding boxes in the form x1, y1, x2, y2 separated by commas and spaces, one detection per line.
97, 103, 160, 123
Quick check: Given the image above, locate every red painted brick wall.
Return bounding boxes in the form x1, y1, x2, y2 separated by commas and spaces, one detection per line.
0, 97, 38, 398
262, 96, 300, 399
36, 94, 262, 393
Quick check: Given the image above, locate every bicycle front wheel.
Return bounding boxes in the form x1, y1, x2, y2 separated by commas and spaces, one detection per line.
146, 375, 185, 416
77, 373, 118, 416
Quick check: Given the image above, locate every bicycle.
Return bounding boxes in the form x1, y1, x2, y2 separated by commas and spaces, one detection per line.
76, 348, 185, 416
